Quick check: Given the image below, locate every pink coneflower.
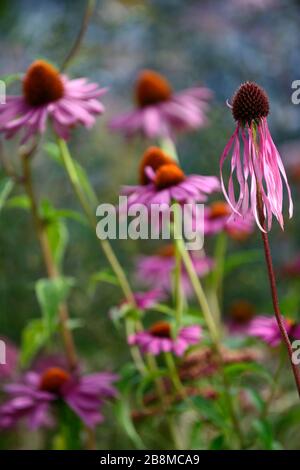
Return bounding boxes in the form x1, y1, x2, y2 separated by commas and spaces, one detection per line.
136, 244, 214, 297
122, 147, 220, 210
0, 60, 106, 143
110, 70, 212, 138
242, 315, 300, 348
0, 363, 117, 429
128, 321, 202, 356
203, 200, 254, 240
0, 337, 18, 381
109, 289, 165, 322
220, 82, 293, 231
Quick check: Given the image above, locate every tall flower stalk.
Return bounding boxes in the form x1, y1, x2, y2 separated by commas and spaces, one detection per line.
21, 144, 77, 371
220, 81, 300, 397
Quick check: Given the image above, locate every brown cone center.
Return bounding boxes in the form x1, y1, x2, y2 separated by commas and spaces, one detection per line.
135, 70, 172, 107
23, 60, 64, 106
232, 81, 269, 125
230, 301, 255, 324
156, 244, 176, 257
149, 321, 171, 338
155, 163, 185, 189
209, 201, 231, 219
139, 147, 174, 185
39, 367, 70, 394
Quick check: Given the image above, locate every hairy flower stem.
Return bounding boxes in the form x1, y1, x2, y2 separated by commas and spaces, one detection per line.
21, 150, 77, 372
256, 189, 300, 397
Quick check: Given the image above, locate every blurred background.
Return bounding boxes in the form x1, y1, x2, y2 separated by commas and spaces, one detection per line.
1, 0, 300, 448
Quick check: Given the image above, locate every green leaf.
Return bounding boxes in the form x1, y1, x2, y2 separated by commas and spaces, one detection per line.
20, 319, 47, 366
56, 209, 87, 226
46, 219, 69, 268
89, 270, 119, 287
35, 277, 74, 335
224, 250, 262, 275
209, 434, 226, 450
191, 396, 225, 428
6, 194, 31, 210
224, 362, 273, 384
0, 176, 14, 212
114, 398, 145, 449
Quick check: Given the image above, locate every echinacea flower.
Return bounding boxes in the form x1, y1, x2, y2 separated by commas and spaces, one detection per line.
243, 315, 300, 347
110, 69, 212, 138
229, 309, 300, 348
220, 81, 293, 231
0, 362, 117, 429
128, 321, 202, 356
122, 146, 220, 210
0, 337, 18, 381
203, 200, 254, 240
136, 244, 214, 297
0, 60, 106, 143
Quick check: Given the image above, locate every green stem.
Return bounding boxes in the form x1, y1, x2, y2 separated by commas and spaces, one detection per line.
159, 137, 179, 162
260, 346, 285, 420
164, 352, 186, 399
56, 138, 146, 374
57, 138, 135, 306
176, 235, 245, 448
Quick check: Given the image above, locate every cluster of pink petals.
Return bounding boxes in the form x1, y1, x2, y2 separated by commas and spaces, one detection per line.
0, 365, 117, 429
0, 76, 106, 143
110, 87, 212, 139
136, 253, 214, 297
122, 167, 220, 209
203, 205, 255, 237
230, 315, 300, 347
128, 325, 202, 356
220, 118, 293, 231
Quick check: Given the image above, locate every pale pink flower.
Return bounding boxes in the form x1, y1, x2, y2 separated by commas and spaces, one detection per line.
136, 244, 214, 298
220, 82, 293, 231
110, 69, 212, 139
128, 321, 202, 356
0, 60, 106, 143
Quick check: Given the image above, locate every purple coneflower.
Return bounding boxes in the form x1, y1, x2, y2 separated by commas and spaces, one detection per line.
110, 69, 212, 138
128, 321, 202, 356
241, 316, 300, 348
220, 81, 293, 231
122, 147, 220, 209
136, 244, 214, 297
203, 200, 254, 240
0, 363, 117, 430
0, 60, 106, 142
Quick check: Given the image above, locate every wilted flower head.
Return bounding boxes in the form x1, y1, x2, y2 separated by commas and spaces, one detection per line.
128, 321, 202, 356
122, 146, 220, 210
0, 60, 106, 142
220, 81, 293, 231
136, 244, 214, 297
0, 360, 117, 430
110, 69, 212, 138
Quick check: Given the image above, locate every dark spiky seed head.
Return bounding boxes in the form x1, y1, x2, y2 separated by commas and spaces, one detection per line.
232, 82, 269, 124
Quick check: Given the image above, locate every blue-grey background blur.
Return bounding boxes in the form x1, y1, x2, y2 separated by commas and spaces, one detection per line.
1, 0, 300, 448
